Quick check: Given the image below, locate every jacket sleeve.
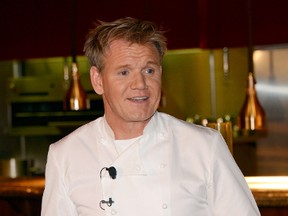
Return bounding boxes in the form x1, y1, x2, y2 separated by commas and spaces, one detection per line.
41, 144, 77, 216
207, 133, 260, 216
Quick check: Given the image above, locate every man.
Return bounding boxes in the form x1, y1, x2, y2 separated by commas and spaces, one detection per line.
41, 17, 260, 215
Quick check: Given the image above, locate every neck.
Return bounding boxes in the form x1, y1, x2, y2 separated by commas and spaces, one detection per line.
105, 116, 150, 140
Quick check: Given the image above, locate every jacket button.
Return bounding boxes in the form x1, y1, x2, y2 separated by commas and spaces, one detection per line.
160, 163, 167, 169
162, 203, 168, 209
135, 164, 141, 171
111, 209, 117, 215
159, 132, 166, 138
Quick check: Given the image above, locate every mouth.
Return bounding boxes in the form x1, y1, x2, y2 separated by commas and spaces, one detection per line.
128, 96, 149, 102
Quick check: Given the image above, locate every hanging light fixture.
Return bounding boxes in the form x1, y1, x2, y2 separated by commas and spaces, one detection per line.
237, 0, 266, 132
63, 0, 89, 111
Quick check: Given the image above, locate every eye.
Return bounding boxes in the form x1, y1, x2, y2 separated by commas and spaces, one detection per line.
119, 70, 129, 76
144, 68, 154, 75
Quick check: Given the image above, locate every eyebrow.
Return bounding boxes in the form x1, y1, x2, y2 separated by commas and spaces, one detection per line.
146, 60, 161, 66
115, 60, 160, 70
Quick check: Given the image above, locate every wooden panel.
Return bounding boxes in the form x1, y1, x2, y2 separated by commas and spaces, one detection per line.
260, 207, 288, 216
0, 198, 41, 216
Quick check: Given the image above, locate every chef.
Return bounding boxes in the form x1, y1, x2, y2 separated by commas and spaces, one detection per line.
41, 17, 260, 216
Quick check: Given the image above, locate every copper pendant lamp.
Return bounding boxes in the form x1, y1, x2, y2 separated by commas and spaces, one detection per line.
237, 0, 266, 132
63, 0, 89, 111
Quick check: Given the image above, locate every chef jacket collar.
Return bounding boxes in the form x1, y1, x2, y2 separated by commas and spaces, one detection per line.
101, 111, 161, 140
102, 114, 116, 139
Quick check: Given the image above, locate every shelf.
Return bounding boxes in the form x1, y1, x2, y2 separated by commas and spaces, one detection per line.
6, 120, 92, 136
15, 110, 101, 118
6, 126, 62, 136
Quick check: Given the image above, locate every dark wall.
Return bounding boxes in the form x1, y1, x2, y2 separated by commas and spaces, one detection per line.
201, 0, 288, 48
1, 0, 288, 60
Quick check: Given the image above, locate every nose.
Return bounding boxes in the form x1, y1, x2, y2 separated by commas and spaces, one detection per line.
131, 72, 147, 90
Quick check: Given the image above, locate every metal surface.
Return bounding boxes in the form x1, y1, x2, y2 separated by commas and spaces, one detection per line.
0, 158, 29, 178
5, 76, 103, 136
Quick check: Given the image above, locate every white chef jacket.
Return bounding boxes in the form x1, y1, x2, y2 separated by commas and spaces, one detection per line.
41, 112, 260, 216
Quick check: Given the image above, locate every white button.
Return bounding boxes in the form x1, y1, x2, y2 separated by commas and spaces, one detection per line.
111, 209, 117, 215
135, 164, 141, 171
159, 132, 166, 138
162, 203, 168, 209
160, 163, 167, 169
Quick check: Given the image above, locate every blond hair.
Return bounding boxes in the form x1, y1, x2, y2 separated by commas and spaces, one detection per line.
83, 17, 167, 71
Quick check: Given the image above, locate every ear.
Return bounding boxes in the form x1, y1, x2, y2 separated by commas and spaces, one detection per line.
90, 66, 104, 95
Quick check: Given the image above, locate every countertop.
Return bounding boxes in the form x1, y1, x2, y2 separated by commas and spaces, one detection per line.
0, 177, 44, 198
0, 176, 287, 207
246, 176, 288, 207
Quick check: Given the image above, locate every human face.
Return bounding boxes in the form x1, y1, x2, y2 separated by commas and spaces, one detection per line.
90, 39, 162, 128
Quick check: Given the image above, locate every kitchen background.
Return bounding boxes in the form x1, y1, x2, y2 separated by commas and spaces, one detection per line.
0, 0, 288, 177
0, 45, 288, 176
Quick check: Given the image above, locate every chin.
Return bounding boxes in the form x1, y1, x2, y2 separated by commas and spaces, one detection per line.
128, 112, 154, 122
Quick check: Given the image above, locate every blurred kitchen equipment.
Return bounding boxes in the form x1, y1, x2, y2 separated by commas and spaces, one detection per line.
237, 72, 266, 131
206, 121, 233, 155
64, 62, 90, 111
0, 158, 31, 178
63, 0, 89, 111
237, 0, 266, 132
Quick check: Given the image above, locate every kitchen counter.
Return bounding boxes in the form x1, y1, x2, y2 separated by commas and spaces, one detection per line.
246, 176, 288, 207
0, 177, 44, 198
0, 177, 44, 216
